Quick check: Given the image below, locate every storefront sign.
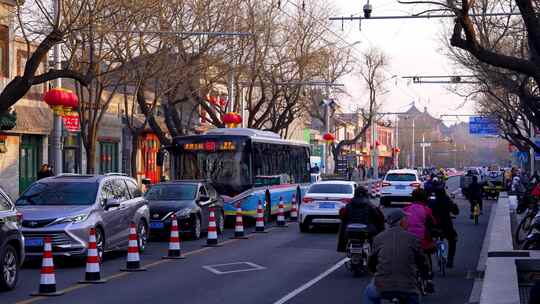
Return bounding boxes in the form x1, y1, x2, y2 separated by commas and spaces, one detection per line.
63, 115, 80, 132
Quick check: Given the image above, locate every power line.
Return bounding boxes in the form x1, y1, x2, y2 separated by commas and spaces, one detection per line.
329, 12, 522, 22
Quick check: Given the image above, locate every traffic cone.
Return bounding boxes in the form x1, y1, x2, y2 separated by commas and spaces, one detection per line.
163, 214, 185, 259
204, 207, 222, 247
231, 203, 248, 239
255, 200, 267, 233
31, 237, 64, 296
79, 228, 107, 284
276, 197, 287, 227
120, 222, 146, 272
289, 196, 298, 222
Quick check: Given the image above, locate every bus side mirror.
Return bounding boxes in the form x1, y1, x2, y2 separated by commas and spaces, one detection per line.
156, 149, 165, 167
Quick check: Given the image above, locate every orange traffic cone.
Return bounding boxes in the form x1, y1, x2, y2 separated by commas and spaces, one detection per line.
31, 237, 64, 296
255, 200, 267, 233
204, 207, 222, 247
163, 214, 185, 259
231, 203, 248, 239
276, 197, 287, 227
120, 222, 146, 272
79, 228, 107, 284
289, 196, 298, 222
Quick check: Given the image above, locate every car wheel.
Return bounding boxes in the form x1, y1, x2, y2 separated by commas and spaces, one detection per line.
95, 227, 105, 263
299, 220, 310, 233
191, 215, 202, 240
216, 210, 225, 234
137, 221, 148, 253
0, 244, 19, 291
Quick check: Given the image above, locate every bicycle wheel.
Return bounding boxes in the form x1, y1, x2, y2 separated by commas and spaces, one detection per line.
474, 214, 479, 225
440, 257, 446, 277
515, 215, 534, 244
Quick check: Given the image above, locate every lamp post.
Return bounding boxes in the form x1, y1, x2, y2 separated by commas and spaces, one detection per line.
51, 0, 63, 174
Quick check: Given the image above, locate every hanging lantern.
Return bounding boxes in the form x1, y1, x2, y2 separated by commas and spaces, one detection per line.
394, 147, 400, 153
43, 88, 79, 116
375, 140, 381, 147
223, 112, 242, 128
322, 132, 335, 144
218, 97, 227, 107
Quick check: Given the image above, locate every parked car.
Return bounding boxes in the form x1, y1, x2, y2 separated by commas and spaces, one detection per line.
146, 181, 225, 240
379, 169, 422, 207
298, 180, 356, 233
15, 174, 150, 260
0, 187, 24, 291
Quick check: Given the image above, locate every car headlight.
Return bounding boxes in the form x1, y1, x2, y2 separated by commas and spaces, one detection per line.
175, 209, 192, 219
53, 213, 89, 225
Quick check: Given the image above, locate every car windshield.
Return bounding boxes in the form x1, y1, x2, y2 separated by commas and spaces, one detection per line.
16, 182, 98, 206
144, 184, 197, 200
386, 173, 417, 182
308, 184, 352, 194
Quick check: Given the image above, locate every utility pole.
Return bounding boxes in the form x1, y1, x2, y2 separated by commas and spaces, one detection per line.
420, 134, 431, 168
395, 117, 399, 169
51, 0, 63, 174
371, 114, 378, 179
411, 118, 415, 168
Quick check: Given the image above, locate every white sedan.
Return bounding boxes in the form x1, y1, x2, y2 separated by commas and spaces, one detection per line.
298, 180, 356, 233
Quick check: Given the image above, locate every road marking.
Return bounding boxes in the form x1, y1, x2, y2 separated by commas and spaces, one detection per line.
272, 258, 348, 304
203, 261, 266, 275
13, 228, 280, 304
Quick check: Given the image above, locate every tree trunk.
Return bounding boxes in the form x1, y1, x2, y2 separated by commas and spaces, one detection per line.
130, 132, 140, 179
85, 128, 98, 174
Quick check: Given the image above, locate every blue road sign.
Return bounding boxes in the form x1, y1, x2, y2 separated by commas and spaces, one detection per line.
469, 116, 499, 135
514, 151, 528, 163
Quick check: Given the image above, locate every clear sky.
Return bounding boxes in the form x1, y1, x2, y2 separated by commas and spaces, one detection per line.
329, 0, 476, 124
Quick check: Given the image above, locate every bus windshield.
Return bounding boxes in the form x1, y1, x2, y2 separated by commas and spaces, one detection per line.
176, 150, 250, 196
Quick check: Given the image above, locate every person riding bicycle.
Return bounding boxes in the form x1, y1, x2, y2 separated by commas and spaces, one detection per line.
337, 186, 385, 252
363, 209, 430, 304
468, 175, 483, 218
428, 186, 459, 268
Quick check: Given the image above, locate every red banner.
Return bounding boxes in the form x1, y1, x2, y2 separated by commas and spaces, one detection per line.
63, 115, 80, 132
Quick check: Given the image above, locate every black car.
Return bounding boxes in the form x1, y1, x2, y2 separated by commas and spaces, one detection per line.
0, 187, 24, 291
146, 181, 225, 240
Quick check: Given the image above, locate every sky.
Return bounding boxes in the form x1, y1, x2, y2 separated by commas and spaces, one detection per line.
329, 0, 476, 124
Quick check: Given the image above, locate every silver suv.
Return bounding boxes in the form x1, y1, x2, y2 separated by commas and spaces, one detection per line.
16, 174, 150, 260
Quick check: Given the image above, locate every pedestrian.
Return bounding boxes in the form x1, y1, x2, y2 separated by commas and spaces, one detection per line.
351, 166, 360, 182
368, 167, 374, 179
310, 163, 320, 174
37, 164, 53, 180
360, 165, 366, 181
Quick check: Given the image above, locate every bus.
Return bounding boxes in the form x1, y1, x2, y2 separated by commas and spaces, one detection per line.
159, 128, 311, 219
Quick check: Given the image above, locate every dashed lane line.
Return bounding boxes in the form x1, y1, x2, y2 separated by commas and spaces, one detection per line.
272, 257, 348, 304
13, 227, 277, 304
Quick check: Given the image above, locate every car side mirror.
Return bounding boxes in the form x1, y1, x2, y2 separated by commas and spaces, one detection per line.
104, 198, 121, 210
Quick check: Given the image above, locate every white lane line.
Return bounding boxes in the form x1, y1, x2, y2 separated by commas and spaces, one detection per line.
272, 258, 348, 304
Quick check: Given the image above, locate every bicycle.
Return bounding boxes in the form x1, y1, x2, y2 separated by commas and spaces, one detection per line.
472, 200, 481, 225
515, 200, 539, 244
434, 236, 448, 277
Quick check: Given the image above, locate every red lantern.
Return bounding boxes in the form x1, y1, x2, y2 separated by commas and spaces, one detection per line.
394, 147, 400, 153
43, 88, 79, 116
223, 112, 242, 128
322, 133, 335, 144
375, 140, 381, 147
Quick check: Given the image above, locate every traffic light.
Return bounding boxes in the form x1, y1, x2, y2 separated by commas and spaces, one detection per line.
363, 3, 372, 18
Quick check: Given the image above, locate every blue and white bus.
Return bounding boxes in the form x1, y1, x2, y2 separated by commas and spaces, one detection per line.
160, 128, 311, 219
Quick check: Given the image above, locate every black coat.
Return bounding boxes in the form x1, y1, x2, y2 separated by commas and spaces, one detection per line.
336, 197, 385, 252
428, 193, 459, 238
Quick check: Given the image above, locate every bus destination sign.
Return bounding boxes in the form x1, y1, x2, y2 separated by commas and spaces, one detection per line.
183, 141, 236, 151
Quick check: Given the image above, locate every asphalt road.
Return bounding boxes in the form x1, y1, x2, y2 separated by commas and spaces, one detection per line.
3, 176, 491, 304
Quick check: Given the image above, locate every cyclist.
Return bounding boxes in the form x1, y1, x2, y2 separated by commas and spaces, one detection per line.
363, 209, 430, 304
468, 175, 483, 218
337, 186, 385, 252
403, 188, 437, 292
428, 186, 459, 268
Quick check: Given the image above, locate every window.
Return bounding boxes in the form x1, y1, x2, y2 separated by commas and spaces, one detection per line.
17, 182, 98, 206
100, 181, 114, 206
99, 142, 119, 173
198, 185, 208, 197
125, 180, 142, 198
308, 184, 353, 194
0, 193, 12, 211
385, 174, 417, 182
111, 179, 130, 202
144, 184, 197, 201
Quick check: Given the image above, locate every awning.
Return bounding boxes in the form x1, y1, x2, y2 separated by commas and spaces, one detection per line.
9, 105, 53, 135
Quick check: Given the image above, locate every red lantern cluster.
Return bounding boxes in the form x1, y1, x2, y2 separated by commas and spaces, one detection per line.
222, 112, 242, 128
43, 88, 79, 116
206, 95, 227, 107
322, 132, 335, 144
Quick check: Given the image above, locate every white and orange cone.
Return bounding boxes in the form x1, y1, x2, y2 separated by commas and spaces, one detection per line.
255, 200, 267, 233
232, 203, 248, 239
31, 237, 64, 296
163, 214, 185, 259
120, 222, 146, 272
79, 228, 107, 284
204, 207, 221, 247
276, 197, 287, 227
289, 196, 298, 222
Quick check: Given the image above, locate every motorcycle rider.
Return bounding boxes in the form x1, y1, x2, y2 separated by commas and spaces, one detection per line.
428, 186, 460, 268
363, 209, 430, 304
337, 186, 385, 252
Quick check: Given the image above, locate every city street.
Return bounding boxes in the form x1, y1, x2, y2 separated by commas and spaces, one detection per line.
3, 176, 492, 304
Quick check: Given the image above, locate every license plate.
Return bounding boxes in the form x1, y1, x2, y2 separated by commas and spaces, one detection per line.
319, 202, 335, 209
395, 185, 406, 190
150, 221, 164, 229
25, 238, 43, 247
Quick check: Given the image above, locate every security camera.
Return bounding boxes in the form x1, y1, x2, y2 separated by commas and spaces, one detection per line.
363, 3, 372, 18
